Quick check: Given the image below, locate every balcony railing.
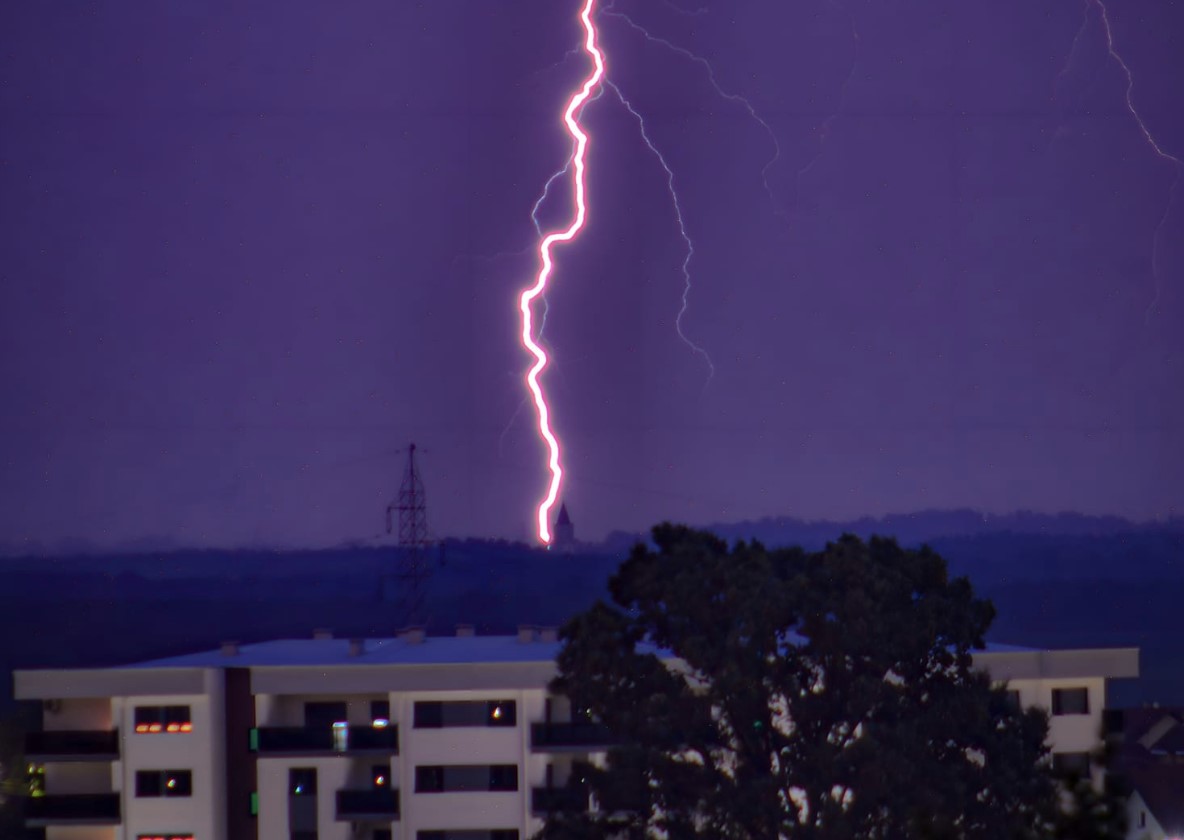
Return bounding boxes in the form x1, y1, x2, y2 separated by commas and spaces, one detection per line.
254, 724, 398, 755
25, 730, 120, 762
531, 785, 590, 815
336, 788, 400, 820
530, 722, 617, 751
24, 793, 121, 826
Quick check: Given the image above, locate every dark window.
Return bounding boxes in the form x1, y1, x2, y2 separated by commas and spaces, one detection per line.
1052, 752, 1091, 777
136, 836, 195, 840
304, 701, 348, 729
489, 765, 517, 791
289, 767, 317, 796
371, 700, 391, 724
291, 833, 318, 840
416, 765, 519, 793
372, 764, 390, 788
416, 765, 445, 793
135, 770, 192, 798
1051, 688, 1090, 716
418, 833, 519, 840
375, 832, 393, 840
134, 705, 192, 734
1139, 812, 1146, 828
413, 700, 516, 728
1004, 690, 1021, 711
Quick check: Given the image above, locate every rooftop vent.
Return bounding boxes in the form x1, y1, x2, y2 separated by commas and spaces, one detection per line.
455, 624, 475, 638
398, 626, 426, 645
348, 638, 365, 658
517, 625, 537, 644
539, 627, 559, 643
220, 641, 239, 657
313, 628, 333, 640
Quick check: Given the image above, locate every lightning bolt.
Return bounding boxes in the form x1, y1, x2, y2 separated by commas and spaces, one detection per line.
604, 78, 713, 379
518, 0, 605, 544
601, 3, 783, 216
1066, 0, 1183, 323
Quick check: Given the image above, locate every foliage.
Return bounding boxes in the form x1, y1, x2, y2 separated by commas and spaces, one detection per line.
537, 526, 1064, 839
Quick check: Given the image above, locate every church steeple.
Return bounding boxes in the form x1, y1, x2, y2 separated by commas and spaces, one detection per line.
553, 503, 575, 551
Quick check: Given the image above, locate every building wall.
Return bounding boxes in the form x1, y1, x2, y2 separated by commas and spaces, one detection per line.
256, 754, 361, 840
44, 697, 112, 731
45, 827, 117, 840
1007, 676, 1106, 752
112, 676, 225, 840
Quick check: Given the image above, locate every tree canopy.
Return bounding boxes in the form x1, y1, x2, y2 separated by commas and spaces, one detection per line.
538, 526, 1069, 839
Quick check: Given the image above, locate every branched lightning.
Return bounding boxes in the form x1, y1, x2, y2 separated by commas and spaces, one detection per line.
601, 3, 783, 215
518, 0, 605, 544
604, 78, 713, 379
1065, 0, 1183, 323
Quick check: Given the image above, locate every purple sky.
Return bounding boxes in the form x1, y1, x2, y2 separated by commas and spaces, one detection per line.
1, 0, 1181, 551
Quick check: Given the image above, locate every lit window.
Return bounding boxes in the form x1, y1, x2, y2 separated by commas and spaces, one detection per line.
134, 706, 192, 734
135, 770, 192, 798
332, 721, 348, 752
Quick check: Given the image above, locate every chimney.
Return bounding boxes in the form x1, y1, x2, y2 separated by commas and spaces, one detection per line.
348, 638, 365, 658
517, 625, 537, 644
220, 641, 239, 657
455, 624, 475, 638
539, 626, 559, 643
398, 626, 426, 645
313, 628, 333, 640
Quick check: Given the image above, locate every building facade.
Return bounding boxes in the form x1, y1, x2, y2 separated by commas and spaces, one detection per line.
14, 629, 1139, 840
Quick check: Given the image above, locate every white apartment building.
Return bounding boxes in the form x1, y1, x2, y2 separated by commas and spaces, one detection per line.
14, 628, 1139, 840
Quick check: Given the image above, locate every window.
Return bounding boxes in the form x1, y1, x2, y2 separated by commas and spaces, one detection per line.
413, 700, 516, 728
374, 831, 393, 840
250, 791, 258, 816
1051, 688, 1090, 716
489, 765, 517, 791
289, 767, 317, 796
137, 835, 195, 840
291, 833, 318, 840
418, 833, 519, 840
134, 705, 192, 734
1052, 752, 1091, 777
304, 701, 347, 729
1004, 690, 1021, 711
415, 765, 519, 793
371, 700, 391, 727
135, 770, 192, 798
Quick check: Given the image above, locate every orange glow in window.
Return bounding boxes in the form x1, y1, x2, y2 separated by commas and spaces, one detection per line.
148, 723, 162, 733
179, 723, 192, 732
166, 724, 180, 733
135, 724, 150, 733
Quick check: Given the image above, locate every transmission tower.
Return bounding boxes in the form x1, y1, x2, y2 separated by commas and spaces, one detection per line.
386, 443, 432, 627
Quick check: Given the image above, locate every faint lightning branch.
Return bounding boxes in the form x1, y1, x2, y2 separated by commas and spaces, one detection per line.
604, 78, 714, 380
794, 2, 860, 203
1083, 0, 1183, 323
601, 4, 783, 215
518, 0, 605, 544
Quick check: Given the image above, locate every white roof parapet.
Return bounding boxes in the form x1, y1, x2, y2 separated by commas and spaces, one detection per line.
973, 647, 1139, 681
14, 667, 211, 700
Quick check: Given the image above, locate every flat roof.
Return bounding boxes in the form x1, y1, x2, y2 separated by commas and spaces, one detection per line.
127, 635, 1039, 670
131, 636, 569, 669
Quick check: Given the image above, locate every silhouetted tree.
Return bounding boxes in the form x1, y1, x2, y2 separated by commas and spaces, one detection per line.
537, 526, 1062, 838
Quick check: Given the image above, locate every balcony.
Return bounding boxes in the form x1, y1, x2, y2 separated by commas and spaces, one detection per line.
336, 788, 400, 820
253, 724, 398, 756
531, 785, 589, 815
24, 793, 121, 826
530, 722, 617, 752
25, 730, 119, 762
